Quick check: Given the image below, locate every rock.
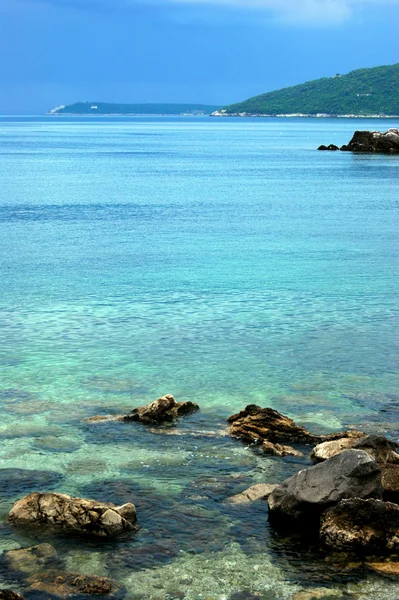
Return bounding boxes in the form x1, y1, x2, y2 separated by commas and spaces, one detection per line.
227, 405, 320, 445
318, 144, 339, 151
268, 450, 382, 524
124, 394, 199, 424
227, 405, 362, 450
355, 435, 399, 464
367, 561, 399, 578
381, 464, 399, 499
0, 592, 25, 600
7, 493, 137, 538
340, 129, 399, 153
84, 394, 199, 425
311, 434, 399, 466
261, 440, 304, 457
6, 543, 58, 575
320, 498, 399, 554
225, 483, 279, 504
26, 570, 124, 598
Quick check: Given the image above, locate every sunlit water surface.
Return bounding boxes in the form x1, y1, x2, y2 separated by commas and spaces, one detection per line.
0, 116, 398, 599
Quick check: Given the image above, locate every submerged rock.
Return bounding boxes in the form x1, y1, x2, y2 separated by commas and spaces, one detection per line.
84, 394, 199, 425
225, 483, 278, 504
367, 561, 399, 578
311, 434, 399, 464
7, 492, 137, 538
320, 498, 399, 554
340, 129, 399, 153
268, 450, 382, 524
26, 569, 124, 598
6, 543, 58, 575
261, 440, 304, 457
0, 469, 63, 498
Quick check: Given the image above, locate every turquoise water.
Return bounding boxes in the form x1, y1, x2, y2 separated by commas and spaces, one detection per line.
0, 115, 399, 599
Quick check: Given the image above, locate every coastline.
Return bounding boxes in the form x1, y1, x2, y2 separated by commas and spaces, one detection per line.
211, 111, 399, 118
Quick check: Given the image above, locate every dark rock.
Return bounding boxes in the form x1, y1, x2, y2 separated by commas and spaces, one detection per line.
124, 394, 199, 424
7, 492, 137, 538
227, 405, 319, 445
320, 498, 399, 554
0, 592, 25, 600
227, 405, 362, 450
381, 464, 399, 501
84, 394, 199, 425
340, 129, 399, 153
268, 450, 382, 525
318, 144, 343, 152
26, 569, 124, 598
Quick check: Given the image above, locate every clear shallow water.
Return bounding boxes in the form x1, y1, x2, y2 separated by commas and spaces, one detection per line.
0, 116, 399, 599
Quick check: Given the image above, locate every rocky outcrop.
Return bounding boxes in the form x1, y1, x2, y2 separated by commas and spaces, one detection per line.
227, 405, 319, 446
124, 394, 199, 424
311, 434, 399, 464
227, 405, 362, 455
268, 450, 382, 524
319, 129, 399, 154
0, 593, 25, 600
7, 493, 137, 538
225, 483, 278, 504
341, 129, 399, 153
367, 561, 399, 578
320, 498, 399, 554
84, 394, 199, 425
381, 464, 399, 500
26, 570, 124, 598
318, 144, 339, 151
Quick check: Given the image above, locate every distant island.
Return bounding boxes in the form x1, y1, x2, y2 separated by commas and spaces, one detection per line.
213, 63, 399, 118
48, 102, 221, 116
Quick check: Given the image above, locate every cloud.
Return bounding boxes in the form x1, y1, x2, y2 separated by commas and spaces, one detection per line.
8, 0, 399, 25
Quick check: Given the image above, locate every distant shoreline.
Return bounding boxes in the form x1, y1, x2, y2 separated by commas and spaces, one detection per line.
45, 112, 399, 119
211, 112, 399, 119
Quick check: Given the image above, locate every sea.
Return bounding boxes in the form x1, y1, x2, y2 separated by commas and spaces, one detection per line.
0, 115, 398, 599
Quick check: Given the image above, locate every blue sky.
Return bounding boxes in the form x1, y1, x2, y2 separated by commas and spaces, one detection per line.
0, 0, 398, 113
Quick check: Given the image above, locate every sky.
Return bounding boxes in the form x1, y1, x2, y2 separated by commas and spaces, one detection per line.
0, 0, 398, 114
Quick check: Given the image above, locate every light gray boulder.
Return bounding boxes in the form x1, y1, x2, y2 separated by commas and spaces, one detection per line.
268, 449, 382, 524
7, 493, 137, 538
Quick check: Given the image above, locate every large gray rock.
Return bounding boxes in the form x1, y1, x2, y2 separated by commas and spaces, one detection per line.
7, 493, 137, 538
268, 449, 382, 524
320, 498, 399, 554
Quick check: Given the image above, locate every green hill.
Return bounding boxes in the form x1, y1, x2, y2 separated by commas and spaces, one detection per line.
49, 102, 220, 116
216, 64, 399, 117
